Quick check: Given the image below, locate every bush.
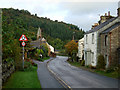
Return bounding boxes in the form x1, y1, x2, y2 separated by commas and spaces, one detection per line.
37, 57, 42, 61
24, 61, 33, 71
96, 54, 106, 70
105, 68, 114, 73
81, 60, 85, 66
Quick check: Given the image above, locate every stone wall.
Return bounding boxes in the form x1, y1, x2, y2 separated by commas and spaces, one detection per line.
2, 61, 15, 83
100, 25, 120, 68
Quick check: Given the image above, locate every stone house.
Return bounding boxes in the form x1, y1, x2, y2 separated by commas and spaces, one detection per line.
84, 8, 120, 67
78, 38, 84, 61
100, 22, 120, 68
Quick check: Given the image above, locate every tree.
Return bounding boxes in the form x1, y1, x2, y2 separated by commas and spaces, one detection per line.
65, 40, 78, 62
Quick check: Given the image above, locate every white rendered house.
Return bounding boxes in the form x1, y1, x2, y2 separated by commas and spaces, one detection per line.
78, 38, 84, 60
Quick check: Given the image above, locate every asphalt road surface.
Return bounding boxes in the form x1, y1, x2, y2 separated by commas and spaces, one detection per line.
48, 56, 118, 88
33, 59, 65, 89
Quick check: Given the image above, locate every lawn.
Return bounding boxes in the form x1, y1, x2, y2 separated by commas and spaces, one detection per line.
68, 61, 119, 79
2, 66, 41, 88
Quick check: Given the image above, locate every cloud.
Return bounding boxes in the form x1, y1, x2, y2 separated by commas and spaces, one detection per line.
59, 2, 118, 30
0, 0, 119, 31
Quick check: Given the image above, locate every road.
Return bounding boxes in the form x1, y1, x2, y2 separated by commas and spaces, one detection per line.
33, 58, 65, 89
48, 56, 118, 88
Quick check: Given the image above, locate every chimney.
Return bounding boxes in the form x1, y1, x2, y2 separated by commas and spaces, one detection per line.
108, 11, 110, 16
105, 13, 107, 16
118, 1, 120, 17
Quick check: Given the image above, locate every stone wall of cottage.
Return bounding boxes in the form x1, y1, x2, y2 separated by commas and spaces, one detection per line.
100, 25, 120, 68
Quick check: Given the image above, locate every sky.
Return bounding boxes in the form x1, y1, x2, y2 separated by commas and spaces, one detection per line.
0, 0, 119, 31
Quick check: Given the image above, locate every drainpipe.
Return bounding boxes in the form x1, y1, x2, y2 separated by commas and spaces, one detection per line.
109, 32, 112, 66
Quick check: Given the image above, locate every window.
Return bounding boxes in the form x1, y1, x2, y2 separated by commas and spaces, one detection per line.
92, 34, 94, 44
105, 35, 108, 46
86, 35, 88, 44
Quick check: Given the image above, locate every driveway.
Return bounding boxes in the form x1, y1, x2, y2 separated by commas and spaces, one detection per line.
48, 56, 118, 88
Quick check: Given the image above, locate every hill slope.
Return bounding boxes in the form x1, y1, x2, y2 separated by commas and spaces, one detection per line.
2, 8, 85, 49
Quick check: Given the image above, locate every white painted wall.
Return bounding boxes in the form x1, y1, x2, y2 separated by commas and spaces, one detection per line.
46, 42, 54, 53
84, 32, 97, 66
49, 45, 54, 53
78, 38, 84, 60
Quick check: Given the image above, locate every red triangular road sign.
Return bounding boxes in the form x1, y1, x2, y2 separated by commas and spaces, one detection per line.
19, 34, 28, 41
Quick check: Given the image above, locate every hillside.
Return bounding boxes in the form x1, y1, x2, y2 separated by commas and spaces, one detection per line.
2, 8, 85, 50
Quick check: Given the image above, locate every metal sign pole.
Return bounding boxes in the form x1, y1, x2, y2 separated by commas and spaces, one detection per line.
23, 42, 24, 69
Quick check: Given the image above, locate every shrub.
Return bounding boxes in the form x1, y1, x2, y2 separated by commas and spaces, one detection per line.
86, 65, 89, 68
81, 60, 85, 66
37, 57, 42, 61
24, 61, 33, 71
96, 54, 106, 70
105, 68, 114, 73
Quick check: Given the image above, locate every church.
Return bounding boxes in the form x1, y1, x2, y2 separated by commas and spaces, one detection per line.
30, 27, 55, 56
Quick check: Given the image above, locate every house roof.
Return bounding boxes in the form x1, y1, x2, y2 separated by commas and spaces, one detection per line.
85, 17, 118, 34
101, 22, 120, 34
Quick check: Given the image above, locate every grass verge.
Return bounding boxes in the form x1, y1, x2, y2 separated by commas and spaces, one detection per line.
2, 66, 41, 88
67, 61, 119, 79
42, 57, 50, 62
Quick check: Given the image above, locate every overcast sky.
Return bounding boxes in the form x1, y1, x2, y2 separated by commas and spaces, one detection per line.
0, 0, 119, 31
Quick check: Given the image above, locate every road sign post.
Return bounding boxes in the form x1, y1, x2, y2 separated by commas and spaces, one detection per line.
23, 44, 24, 69
19, 34, 28, 69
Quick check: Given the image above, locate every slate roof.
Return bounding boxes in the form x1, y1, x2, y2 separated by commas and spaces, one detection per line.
85, 17, 118, 34
30, 39, 46, 48
101, 22, 120, 34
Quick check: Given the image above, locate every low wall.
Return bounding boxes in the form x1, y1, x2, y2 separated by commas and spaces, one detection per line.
2, 61, 15, 83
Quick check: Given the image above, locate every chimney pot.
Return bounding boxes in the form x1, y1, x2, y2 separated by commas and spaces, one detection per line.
108, 11, 110, 16
118, 8, 120, 17
105, 13, 107, 16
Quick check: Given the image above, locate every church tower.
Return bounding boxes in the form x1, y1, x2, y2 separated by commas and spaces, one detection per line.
37, 27, 42, 40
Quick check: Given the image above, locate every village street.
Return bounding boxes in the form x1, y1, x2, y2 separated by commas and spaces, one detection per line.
33, 58, 65, 88
48, 56, 118, 88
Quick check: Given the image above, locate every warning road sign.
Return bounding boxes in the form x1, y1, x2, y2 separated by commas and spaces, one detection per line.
19, 34, 28, 41
22, 42, 26, 47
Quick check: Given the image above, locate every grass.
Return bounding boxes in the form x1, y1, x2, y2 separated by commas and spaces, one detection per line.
67, 61, 119, 79
37, 56, 50, 62
68, 61, 81, 67
42, 57, 50, 62
3, 66, 41, 88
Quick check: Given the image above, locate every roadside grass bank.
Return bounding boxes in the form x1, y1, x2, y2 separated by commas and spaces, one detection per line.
37, 56, 50, 62
68, 61, 119, 79
2, 66, 41, 88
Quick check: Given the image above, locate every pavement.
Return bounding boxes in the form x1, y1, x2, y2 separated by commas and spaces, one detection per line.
48, 56, 119, 88
33, 58, 65, 89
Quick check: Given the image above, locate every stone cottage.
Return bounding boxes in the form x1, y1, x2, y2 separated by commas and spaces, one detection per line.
84, 8, 120, 67
100, 22, 120, 68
